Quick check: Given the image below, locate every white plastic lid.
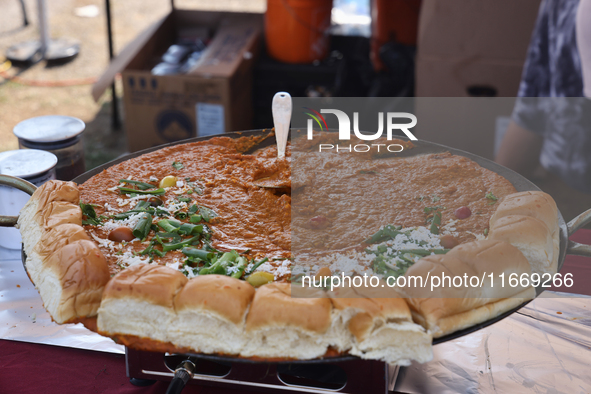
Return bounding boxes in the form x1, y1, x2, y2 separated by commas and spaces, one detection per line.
13, 115, 85, 143
0, 150, 58, 178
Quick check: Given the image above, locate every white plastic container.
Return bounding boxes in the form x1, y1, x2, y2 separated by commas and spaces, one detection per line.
13, 115, 85, 180
0, 150, 57, 249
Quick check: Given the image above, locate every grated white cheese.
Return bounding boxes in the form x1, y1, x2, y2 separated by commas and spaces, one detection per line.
292, 225, 445, 279
102, 212, 147, 231
441, 219, 459, 236
166, 258, 181, 271
160, 201, 188, 214
104, 202, 118, 212
274, 260, 291, 278
366, 226, 442, 252
90, 232, 116, 252
116, 194, 151, 207
467, 231, 486, 241
184, 267, 198, 279
118, 251, 149, 267
254, 259, 292, 280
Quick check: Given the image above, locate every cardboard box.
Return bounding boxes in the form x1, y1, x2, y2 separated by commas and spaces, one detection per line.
415, 0, 541, 97
414, 98, 516, 160
93, 10, 262, 152
414, 0, 540, 158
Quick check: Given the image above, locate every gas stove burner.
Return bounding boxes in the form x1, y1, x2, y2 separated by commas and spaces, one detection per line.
126, 347, 393, 393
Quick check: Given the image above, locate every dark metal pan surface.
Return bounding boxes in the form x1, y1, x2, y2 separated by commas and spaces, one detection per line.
3, 129, 590, 363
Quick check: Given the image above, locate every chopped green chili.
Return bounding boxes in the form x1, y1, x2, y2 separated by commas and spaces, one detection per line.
118, 187, 165, 195
364, 224, 403, 244
189, 214, 202, 223
119, 179, 155, 190
199, 250, 239, 275
182, 247, 214, 261
162, 236, 199, 252
157, 219, 180, 233
429, 211, 442, 234
178, 223, 203, 236
231, 257, 248, 279
132, 213, 153, 240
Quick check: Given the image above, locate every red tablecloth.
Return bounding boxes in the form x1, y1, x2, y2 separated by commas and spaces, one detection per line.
0, 341, 248, 394
2, 230, 590, 394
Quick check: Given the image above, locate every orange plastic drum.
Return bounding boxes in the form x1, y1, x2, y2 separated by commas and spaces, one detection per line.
371, 0, 422, 71
265, 0, 333, 64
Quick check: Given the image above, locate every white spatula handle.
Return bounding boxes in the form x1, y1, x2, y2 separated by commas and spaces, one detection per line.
272, 92, 292, 159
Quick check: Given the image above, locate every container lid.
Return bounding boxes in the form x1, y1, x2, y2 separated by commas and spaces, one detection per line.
0, 150, 58, 178
13, 115, 85, 143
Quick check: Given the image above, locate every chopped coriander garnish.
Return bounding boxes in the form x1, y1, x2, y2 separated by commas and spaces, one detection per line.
364, 224, 403, 244
369, 227, 450, 279
187, 181, 203, 195
189, 214, 202, 223
80, 202, 104, 226
200, 250, 240, 275
485, 192, 499, 201
231, 257, 249, 279
423, 206, 446, 214
199, 206, 217, 222
431, 194, 441, 202
172, 161, 184, 170
201, 223, 213, 240
429, 211, 442, 234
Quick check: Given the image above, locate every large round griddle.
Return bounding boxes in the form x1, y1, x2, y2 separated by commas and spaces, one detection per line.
3, 129, 590, 364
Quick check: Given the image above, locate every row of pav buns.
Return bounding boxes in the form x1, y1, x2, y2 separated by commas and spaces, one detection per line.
17, 181, 559, 364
